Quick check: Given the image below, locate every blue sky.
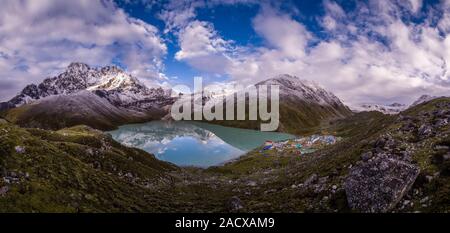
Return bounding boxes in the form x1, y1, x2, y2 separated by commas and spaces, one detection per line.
115, 0, 327, 85
1, 0, 450, 106
115, 0, 266, 85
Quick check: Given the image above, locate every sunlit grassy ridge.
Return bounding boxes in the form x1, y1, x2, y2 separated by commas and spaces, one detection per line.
0, 98, 449, 212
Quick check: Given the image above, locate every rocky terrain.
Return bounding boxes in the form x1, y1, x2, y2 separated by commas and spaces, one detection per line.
201, 97, 450, 213
2, 62, 173, 110
0, 63, 174, 130
0, 63, 448, 213
1, 97, 449, 212
0, 121, 180, 212
1, 69, 352, 134
411, 95, 439, 107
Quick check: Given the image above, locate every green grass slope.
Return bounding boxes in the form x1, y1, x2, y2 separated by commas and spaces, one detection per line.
204, 99, 450, 212
202, 96, 353, 135
1, 98, 449, 213
0, 121, 179, 212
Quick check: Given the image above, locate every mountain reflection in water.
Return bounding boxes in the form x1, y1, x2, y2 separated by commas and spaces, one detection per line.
108, 121, 295, 167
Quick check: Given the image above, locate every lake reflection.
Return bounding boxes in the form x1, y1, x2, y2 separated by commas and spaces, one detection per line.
108, 121, 295, 167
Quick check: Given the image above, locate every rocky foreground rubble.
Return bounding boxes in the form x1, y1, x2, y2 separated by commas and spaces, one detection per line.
345, 155, 419, 212
1, 98, 449, 213
345, 99, 450, 212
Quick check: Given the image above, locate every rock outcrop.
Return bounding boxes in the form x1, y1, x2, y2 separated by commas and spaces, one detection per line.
1, 62, 174, 112
1, 63, 175, 130
345, 155, 420, 212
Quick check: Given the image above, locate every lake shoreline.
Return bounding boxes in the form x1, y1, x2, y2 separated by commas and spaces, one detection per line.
108, 120, 297, 167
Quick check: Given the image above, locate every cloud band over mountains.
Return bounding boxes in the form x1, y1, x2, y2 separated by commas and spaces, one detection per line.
0, 0, 167, 101
1, 0, 450, 106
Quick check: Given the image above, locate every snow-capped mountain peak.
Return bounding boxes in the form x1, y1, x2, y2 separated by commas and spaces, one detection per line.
411, 95, 439, 107
256, 74, 346, 107
353, 94, 444, 115
351, 103, 407, 115
67, 62, 90, 73
87, 68, 141, 91
3, 62, 173, 111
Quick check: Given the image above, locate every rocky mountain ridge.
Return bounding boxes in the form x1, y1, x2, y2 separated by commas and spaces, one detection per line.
1, 62, 173, 112
353, 95, 444, 115
193, 74, 353, 134
256, 74, 347, 108
2, 69, 352, 133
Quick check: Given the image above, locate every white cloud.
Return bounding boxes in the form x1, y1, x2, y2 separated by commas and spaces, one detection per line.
323, 0, 346, 19
158, 0, 258, 31
163, 0, 450, 106
174, 20, 233, 74
175, 21, 230, 60
159, 5, 197, 32
408, 0, 423, 13
0, 0, 167, 101
158, 0, 258, 76
252, 8, 311, 59
7, 0, 447, 106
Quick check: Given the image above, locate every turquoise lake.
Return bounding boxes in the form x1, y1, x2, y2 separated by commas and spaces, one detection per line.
108, 121, 296, 167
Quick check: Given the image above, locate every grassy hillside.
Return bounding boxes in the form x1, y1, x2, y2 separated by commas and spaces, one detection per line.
202, 96, 353, 135
3, 92, 166, 131
1, 98, 449, 212
0, 122, 179, 212
3, 89, 352, 135
205, 99, 450, 212
0, 120, 243, 212
204, 110, 394, 212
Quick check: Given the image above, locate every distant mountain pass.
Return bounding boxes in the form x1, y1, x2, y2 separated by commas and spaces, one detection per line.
352, 95, 444, 115
351, 103, 407, 115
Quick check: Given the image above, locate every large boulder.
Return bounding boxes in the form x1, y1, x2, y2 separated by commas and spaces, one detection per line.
344, 154, 420, 212
418, 124, 434, 139
227, 196, 243, 212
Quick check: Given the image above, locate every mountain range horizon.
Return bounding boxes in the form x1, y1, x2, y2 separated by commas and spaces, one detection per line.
1, 62, 442, 115
0, 62, 353, 134
1, 0, 450, 217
